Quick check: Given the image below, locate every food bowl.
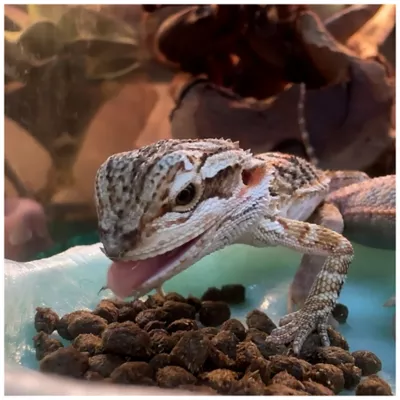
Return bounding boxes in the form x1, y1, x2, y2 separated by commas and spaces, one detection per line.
4, 242, 395, 395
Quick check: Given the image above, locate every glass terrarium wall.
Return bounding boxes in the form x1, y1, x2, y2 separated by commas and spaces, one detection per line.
4, 4, 395, 262
4, 4, 174, 261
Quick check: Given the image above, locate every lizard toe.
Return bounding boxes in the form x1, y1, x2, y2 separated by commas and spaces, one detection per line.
267, 309, 321, 354
317, 319, 331, 347
267, 320, 299, 345
278, 310, 300, 327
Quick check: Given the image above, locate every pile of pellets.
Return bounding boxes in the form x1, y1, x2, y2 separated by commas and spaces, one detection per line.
33, 284, 392, 395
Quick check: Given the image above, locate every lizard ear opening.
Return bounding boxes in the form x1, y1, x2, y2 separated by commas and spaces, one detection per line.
241, 166, 266, 187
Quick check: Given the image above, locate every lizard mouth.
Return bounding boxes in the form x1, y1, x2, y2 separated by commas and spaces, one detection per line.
106, 235, 203, 298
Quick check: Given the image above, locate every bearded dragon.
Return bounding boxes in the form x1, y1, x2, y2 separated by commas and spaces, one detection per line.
94, 138, 370, 354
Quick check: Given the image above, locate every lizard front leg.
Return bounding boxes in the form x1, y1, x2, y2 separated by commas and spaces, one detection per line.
288, 202, 344, 328
251, 216, 353, 354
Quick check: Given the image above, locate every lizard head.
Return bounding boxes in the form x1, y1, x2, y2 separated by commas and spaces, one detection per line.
95, 138, 272, 298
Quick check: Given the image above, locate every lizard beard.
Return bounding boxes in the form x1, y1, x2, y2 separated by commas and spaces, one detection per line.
106, 236, 201, 298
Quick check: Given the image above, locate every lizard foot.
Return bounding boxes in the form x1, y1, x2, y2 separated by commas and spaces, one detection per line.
266, 310, 330, 355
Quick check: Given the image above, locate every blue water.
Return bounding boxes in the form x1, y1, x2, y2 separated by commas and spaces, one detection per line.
5, 242, 395, 394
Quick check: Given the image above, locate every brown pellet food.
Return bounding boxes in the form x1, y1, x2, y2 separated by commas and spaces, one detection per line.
201, 287, 223, 302
88, 354, 125, 377
220, 284, 246, 304
162, 300, 196, 322
231, 371, 267, 395
352, 350, 382, 376
211, 330, 239, 359
170, 330, 186, 346
72, 333, 103, 356
245, 327, 268, 343
327, 327, 350, 350
220, 318, 246, 341
355, 374, 392, 395
236, 340, 263, 369
135, 309, 168, 328
149, 353, 173, 371
170, 330, 211, 374
68, 313, 108, 339
198, 301, 231, 326
339, 363, 362, 390
118, 306, 141, 323
167, 318, 198, 333
303, 380, 335, 395
269, 355, 312, 381
332, 303, 349, 324
107, 297, 129, 309
246, 357, 271, 385
157, 366, 197, 388
34, 289, 391, 395
200, 369, 239, 394
164, 292, 187, 303
186, 295, 202, 311
207, 344, 236, 370
246, 328, 287, 358
33, 331, 63, 360
102, 321, 152, 358
308, 363, 345, 394
144, 293, 165, 308
246, 309, 277, 334
201, 284, 246, 304
263, 383, 308, 395
84, 370, 104, 381
110, 361, 154, 385
199, 326, 220, 339
299, 329, 350, 362
92, 300, 119, 323
314, 346, 355, 366
34, 307, 60, 334
117, 299, 147, 322
39, 347, 89, 378
271, 370, 306, 391
56, 310, 92, 340
144, 320, 166, 332
150, 329, 176, 354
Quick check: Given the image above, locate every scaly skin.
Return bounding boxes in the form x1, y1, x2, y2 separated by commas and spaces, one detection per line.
288, 174, 396, 322
95, 138, 359, 354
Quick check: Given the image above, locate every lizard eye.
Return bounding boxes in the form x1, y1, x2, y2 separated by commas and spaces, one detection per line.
176, 183, 197, 206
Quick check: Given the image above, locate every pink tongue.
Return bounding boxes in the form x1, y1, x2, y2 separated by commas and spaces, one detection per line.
106, 239, 198, 298
107, 259, 163, 298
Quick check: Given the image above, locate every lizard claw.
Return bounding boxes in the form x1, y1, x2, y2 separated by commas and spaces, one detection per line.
266, 310, 330, 355
97, 285, 108, 295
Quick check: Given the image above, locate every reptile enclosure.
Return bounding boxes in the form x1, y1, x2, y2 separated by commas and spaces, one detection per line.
4, 4, 396, 396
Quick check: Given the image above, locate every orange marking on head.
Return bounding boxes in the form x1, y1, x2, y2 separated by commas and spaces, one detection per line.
240, 166, 266, 196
